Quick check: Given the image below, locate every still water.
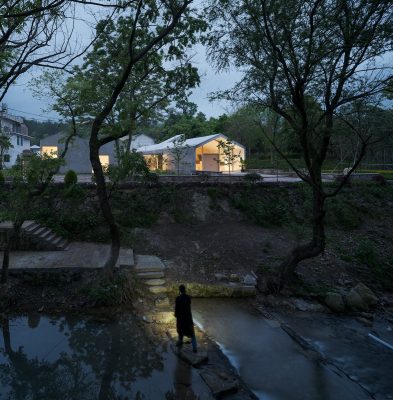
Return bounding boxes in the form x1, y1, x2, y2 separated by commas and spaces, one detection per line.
0, 313, 210, 400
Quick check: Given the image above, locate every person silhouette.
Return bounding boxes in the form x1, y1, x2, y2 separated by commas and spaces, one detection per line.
174, 284, 197, 353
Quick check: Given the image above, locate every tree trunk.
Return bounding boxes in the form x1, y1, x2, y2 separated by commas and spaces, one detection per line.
1, 318, 11, 354
278, 185, 326, 289
90, 137, 120, 275
1, 239, 10, 284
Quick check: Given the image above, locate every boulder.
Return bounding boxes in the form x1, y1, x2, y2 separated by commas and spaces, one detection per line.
353, 283, 378, 307
243, 274, 257, 286
346, 288, 368, 311
325, 292, 346, 313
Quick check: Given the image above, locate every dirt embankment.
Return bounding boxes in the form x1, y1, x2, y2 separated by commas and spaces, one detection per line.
1, 182, 393, 315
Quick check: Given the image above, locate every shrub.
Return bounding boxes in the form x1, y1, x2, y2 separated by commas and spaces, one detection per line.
64, 170, 78, 186
334, 174, 352, 187
372, 174, 387, 186
0, 170, 4, 185
244, 172, 263, 183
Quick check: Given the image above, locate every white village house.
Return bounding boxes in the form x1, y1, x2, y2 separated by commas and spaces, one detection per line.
0, 112, 32, 167
137, 134, 246, 174
40, 132, 155, 174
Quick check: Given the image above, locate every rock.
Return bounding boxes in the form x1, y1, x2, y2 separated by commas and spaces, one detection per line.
243, 274, 257, 286
167, 283, 256, 298
356, 317, 373, 327
142, 315, 153, 323
200, 369, 238, 397
137, 271, 165, 279
353, 283, 378, 307
229, 274, 241, 282
325, 292, 346, 313
144, 278, 166, 286
135, 255, 165, 273
155, 297, 170, 308
152, 312, 175, 324
346, 288, 368, 311
149, 286, 167, 294
177, 348, 208, 366
214, 273, 227, 281
292, 298, 327, 313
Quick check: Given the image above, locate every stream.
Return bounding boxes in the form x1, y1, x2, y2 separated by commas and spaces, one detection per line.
192, 298, 373, 400
1, 299, 391, 399
0, 313, 210, 400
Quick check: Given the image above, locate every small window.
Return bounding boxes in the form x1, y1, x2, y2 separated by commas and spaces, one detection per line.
17, 136, 20, 145
3, 154, 10, 162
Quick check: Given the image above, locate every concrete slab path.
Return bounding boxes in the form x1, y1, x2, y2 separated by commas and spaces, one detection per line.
3, 242, 134, 271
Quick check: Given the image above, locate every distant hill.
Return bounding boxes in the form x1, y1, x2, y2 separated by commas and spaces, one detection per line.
24, 119, 68, 145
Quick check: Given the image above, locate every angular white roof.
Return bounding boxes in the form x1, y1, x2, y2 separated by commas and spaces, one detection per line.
137, 133, 245, 154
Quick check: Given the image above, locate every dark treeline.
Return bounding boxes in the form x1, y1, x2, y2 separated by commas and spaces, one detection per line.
24, 119, 68, 145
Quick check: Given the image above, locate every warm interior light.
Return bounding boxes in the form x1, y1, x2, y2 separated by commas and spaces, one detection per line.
41, 146, 58, 158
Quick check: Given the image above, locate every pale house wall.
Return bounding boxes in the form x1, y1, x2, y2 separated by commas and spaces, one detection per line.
0, 114, 30, 167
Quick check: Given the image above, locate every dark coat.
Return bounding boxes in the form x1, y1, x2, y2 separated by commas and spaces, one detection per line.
175, 293, 195, 337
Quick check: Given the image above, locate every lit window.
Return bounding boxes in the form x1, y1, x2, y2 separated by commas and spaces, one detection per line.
42, 146, 58, 158
99, 155, 109, 169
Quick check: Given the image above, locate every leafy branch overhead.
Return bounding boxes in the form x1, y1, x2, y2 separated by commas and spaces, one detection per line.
208, 0, 393, 288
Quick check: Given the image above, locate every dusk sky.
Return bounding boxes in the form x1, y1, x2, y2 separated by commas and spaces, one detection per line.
3, 17, 242, 122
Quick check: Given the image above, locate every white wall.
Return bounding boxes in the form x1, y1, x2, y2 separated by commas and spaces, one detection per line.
1, 115, 30, 167
164, 147, 195, 174
5, 134, 31, 167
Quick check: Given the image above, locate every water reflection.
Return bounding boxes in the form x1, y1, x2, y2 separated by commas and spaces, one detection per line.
0, 314, 208, 400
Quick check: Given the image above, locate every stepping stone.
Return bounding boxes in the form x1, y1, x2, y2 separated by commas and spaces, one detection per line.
137, 271, 165, 279
155, 297, 170, 308
135, 255, 165, 272
172, 344, 208, 366
118, 248, 135, 268
151, 311, 175, 324
199, 370, 238, 397
144, 278, 166, 286
149, 286, 167, 294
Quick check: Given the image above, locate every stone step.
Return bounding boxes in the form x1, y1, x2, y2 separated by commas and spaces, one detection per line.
22, 220, 36, 230
45, 232, 57, 242
149, 286, 167, 294
50, 236, 64, 247
32, 226, 47, 236
56, 238, 69, 250
200, 370, 238, 397
144, 278, 166, 286
155, 296, 170, 308
135, 255, 165, 273
38, 228, 52, 239
118, 248, 135, 268
137, 271, 165, 279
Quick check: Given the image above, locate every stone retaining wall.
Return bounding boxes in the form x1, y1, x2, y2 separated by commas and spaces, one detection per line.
167, 282, 256, 298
